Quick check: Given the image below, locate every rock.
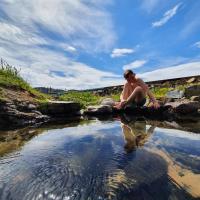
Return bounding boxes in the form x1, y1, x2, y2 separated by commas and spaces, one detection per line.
32, 110, 43, 115
100, 98, 115, 106
190, 96, 200, 102
39, 101, 81, 116
84, 105, 112, 115
95, 90, 104, 96
164, 98, 175, 103
185, 85, 200, 98
0, 108, 49, 128
0, 100, 50, 129
165, 100, 200, 114
166, 90, 184, 99
27, 104, 37, 111
186, 77, 196, 83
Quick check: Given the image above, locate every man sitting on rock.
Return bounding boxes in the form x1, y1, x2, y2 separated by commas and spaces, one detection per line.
115, 69, 160, 109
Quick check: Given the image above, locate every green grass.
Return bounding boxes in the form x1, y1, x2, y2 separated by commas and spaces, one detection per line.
0, 59, 50, 101
59, 91, 101, 108
150, 87, 173, 98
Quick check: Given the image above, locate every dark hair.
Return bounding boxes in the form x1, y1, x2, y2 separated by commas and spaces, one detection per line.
124, 69, 134, 79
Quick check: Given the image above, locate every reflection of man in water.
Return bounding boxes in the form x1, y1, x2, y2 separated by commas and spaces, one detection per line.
121, 119, 155, 153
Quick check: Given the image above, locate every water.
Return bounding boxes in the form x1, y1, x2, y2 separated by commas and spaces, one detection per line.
0, 117, 200, 200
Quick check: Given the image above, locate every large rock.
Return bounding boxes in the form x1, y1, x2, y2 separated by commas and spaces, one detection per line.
166, 90, 184, 99
0, 101, 49, 128
84, 105, 113, 115
100, 98, 116, 106
39, 101, 81, 116
186, 77, 196, 83
184, 85, 200, 98
190, 96, 200, 102
165, 100, 200, 114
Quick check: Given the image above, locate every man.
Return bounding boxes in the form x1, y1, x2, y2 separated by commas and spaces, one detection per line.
116, 69, 160, 109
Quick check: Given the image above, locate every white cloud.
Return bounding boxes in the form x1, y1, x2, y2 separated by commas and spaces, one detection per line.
141, 0, 160, 13
111, 48, 135, 58
60, 44, 77, 53
0, 42, 123, 90
193, 41, 200, 48
0, 0, 116, 52
152, 3, 181, 27
0, 22, 47, 46
0, 0, 123, 90
138, 62, 200, 82
123, 60, 147, 70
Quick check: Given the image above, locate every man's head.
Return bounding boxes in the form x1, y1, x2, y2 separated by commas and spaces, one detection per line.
123, 69, 136, 82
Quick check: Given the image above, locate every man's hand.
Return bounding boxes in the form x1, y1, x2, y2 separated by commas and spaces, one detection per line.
153, 101, 160, 109
120, 100, 128, 108
148, 100, 160, 109
114, 100, 127, 109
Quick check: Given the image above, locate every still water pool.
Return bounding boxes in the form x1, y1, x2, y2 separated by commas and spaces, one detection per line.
0, 118, 200, 200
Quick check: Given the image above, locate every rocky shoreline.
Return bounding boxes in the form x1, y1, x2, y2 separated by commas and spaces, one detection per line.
0, 84, 200, 129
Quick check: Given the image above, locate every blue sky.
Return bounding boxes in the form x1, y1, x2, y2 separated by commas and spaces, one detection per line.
0, 0, 200, 89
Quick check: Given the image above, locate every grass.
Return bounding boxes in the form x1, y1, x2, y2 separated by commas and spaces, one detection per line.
150, 87, 173, 98
59, 91, 101, 108
0, 59, 50, 101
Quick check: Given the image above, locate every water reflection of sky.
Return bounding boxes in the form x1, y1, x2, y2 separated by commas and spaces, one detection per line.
0, 119, 199, 200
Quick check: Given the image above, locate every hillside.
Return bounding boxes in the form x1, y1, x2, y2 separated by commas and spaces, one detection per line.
0, 60, 52, 128
0, 59, 50, 103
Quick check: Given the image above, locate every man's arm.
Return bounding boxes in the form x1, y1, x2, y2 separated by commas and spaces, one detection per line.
146, 90, 160, 108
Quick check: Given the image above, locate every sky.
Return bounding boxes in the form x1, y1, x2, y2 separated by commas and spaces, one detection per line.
0, 0, 200, 90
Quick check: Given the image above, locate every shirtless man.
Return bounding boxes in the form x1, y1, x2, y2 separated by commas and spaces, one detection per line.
116, 69, 160, 109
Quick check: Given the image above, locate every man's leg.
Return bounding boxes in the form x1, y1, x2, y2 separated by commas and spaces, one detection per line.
127, 86, 145, 104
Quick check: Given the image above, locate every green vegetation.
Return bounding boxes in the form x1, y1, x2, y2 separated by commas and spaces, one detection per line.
59, 91, 101, 108
108, 92, 120, 102
150, 87, 172, 98
59, 90, 121, 108
0, 59, 50, 101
